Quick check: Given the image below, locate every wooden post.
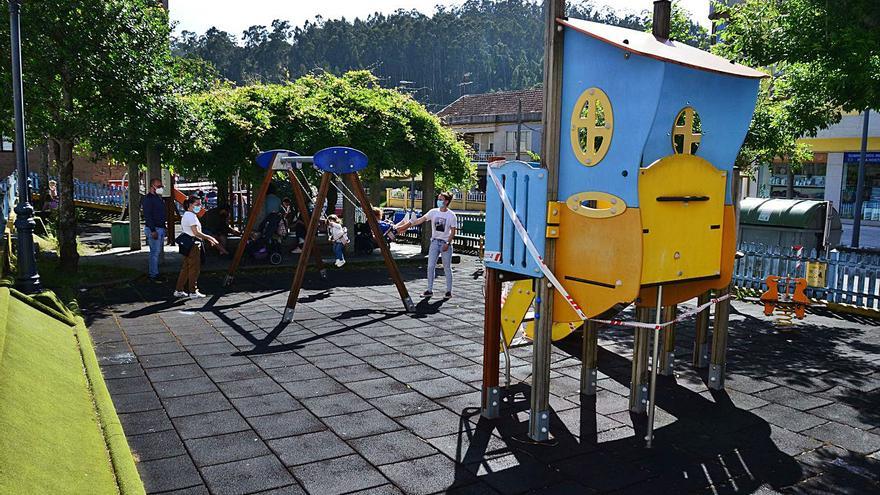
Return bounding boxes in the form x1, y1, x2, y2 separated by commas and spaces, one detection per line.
580, 321, 599, 396
709, 286, 730, 390
283, 173, 332, 323
224, 166, 274, 286
288, 169, 326, 277
349, 174, 415, 313
659, 305, 676, 376
127, 162, 141, 251
482, 268, 502, 418
629, 306, 651, 413
529, 0, 565, 442
693, 291, 710, 368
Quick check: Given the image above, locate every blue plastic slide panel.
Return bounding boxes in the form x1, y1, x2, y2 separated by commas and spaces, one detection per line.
256, 149, 297, 169
485, 161, 548, 277
313, 147, 369, 174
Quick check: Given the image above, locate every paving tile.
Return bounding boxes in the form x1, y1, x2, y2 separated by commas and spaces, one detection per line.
137, 454, 203, 493
265, 363, 327, 383
249, 352, 309, 369
408, 376, 476, 399
187, 341, 239, 356
810, 402, 878, 431
751, 403, 827, 432
218, 377, 286, 399
104, 376, 154, 395
725, 374, 777, 394
383, 363, 446, 383
291, 454, 388, 495
306, 351, 365, 369
154, 376, 219, 399
201, 455, 296, 495
324, 363, 387, 383
144, 363, 206, 382
118, 409, 174, 436
249, 409, 326, 440
380, 454, 477, 495
345, 376, 412, 399
193, 352, 252, 369
369, 391, 442, 418
100, 363, 144, 380
127, 429, 186, 462
267, 430, 354, 466
173, 409, 251, 440
280, 376, 347, 399
132, 341, 186, 356
350, 430, 439, 465
163, 391, 232, 418
323, 408, 402, 439
300, 391, 373, 417
203, 363, 266, 383
231, 392, 303, 418
362, 353, 422, 369
755, 386, 834, 411
184, 430, 270, 467
398, 408, 466, 439
140, 351, 196, 369
803, 421, 880, 454
111, 390, 163, 413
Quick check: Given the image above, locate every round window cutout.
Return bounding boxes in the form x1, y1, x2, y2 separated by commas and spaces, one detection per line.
570, 87, 613, 166
672, 107, 702, 155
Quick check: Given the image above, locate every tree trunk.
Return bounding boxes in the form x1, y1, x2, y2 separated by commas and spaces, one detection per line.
128, 161, 141, 251
367, 176, 382, 207
216, 177, 231, 208
420, 163, 436, 254
37, 140, 50, 211
786, 165, 795, 199
146, 145, 161, 186
325, 184, 338, 216
55, 138, 79, 272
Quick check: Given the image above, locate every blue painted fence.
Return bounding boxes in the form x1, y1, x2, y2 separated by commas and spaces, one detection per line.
28, 172, 126, 207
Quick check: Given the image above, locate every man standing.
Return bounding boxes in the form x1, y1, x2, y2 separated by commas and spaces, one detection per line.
143, 178, 167, 282
395, 192, 456, 298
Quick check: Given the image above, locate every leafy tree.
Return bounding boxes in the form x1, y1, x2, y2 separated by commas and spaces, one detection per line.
0, 0, 180, 272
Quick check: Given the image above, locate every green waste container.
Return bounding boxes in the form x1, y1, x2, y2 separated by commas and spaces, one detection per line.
739, 198, 842, 251
110, 221, 130, 248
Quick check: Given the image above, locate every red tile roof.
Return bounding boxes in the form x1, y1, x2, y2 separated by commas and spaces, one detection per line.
437, 88, 543, 119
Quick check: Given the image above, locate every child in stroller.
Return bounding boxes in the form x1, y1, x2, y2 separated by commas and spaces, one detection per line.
246, 211, 287, 265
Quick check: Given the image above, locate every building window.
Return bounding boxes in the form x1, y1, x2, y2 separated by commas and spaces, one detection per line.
505, 130, 531, 153
0, 133, 12, 152
841, 152, 880, 221
768, 156, 827, 200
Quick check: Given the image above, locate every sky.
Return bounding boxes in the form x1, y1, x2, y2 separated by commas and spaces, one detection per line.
169, 0, 711, 38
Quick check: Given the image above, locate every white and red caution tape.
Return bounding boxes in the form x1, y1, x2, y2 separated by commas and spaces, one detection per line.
589, 293, 732, 330
486, 163, 588, 320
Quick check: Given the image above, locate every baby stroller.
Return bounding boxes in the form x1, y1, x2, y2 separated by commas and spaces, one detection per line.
246, 211, 286, 265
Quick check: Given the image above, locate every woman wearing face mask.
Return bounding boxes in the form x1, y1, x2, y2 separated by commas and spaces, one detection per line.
174, 195, 218, 298
395, 192, 457, 298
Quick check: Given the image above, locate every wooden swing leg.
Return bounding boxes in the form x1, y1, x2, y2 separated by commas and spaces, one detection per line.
288, 169, 327, 278
225, 166, 274, 287
282, 173, 331, 323
481, 268, 502, 418
348, 174, 415, 313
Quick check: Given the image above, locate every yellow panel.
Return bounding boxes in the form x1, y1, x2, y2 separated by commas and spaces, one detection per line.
796, 137, 880, 153
639, 155, 726, 285
500, 280, 534, 348
523, 320, 580, 342
553, 207, 642, 320
570, 87, 613, 166
638, 205, 736, 306
564, 191, 627, 219
547, 201, 562, 225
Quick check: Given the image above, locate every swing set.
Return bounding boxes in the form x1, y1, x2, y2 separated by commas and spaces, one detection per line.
224, 146, 416, 324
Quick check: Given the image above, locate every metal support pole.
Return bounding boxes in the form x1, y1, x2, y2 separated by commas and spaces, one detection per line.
693, 291, 710, 368
528, 0, 565, 443
659, 305, 676, 376
851, 109, 870, 248
580, 321, 599, 396
646, 286, 663, 448
8, 0, 41, 293
482, 268, 502, 419
709, 286, 731, 390
629, 306, 651, 413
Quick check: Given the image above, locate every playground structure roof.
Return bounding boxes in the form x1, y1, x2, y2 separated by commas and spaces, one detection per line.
557, 17, 767, 79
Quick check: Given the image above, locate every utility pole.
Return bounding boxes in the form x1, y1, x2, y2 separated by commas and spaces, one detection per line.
8, 0, 41, 293
851, 109, 870, 248
529, 0, 564, 443
516, 99, 523, 161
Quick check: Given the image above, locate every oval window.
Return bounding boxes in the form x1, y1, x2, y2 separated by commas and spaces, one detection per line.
672, 107, 702, 155
570, 88, 613, 166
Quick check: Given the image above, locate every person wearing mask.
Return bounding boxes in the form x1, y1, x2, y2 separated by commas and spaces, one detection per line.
174, 195, 218, 298
142, 178, 167, 283
395, 191, 456, 298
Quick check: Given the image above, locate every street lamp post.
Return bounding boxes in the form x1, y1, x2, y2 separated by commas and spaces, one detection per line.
8, 0, 41, 293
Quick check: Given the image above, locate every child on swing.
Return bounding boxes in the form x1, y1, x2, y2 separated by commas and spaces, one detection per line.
327, 214, 349, 267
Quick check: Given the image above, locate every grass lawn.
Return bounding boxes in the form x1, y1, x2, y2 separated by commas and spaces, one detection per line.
0, 287, 142, 494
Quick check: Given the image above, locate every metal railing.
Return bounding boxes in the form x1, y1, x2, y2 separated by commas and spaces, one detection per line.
392, 210, 485, 254
28, 173, 126, 208
385, 188, 486, 212
734, 242, 880, 310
